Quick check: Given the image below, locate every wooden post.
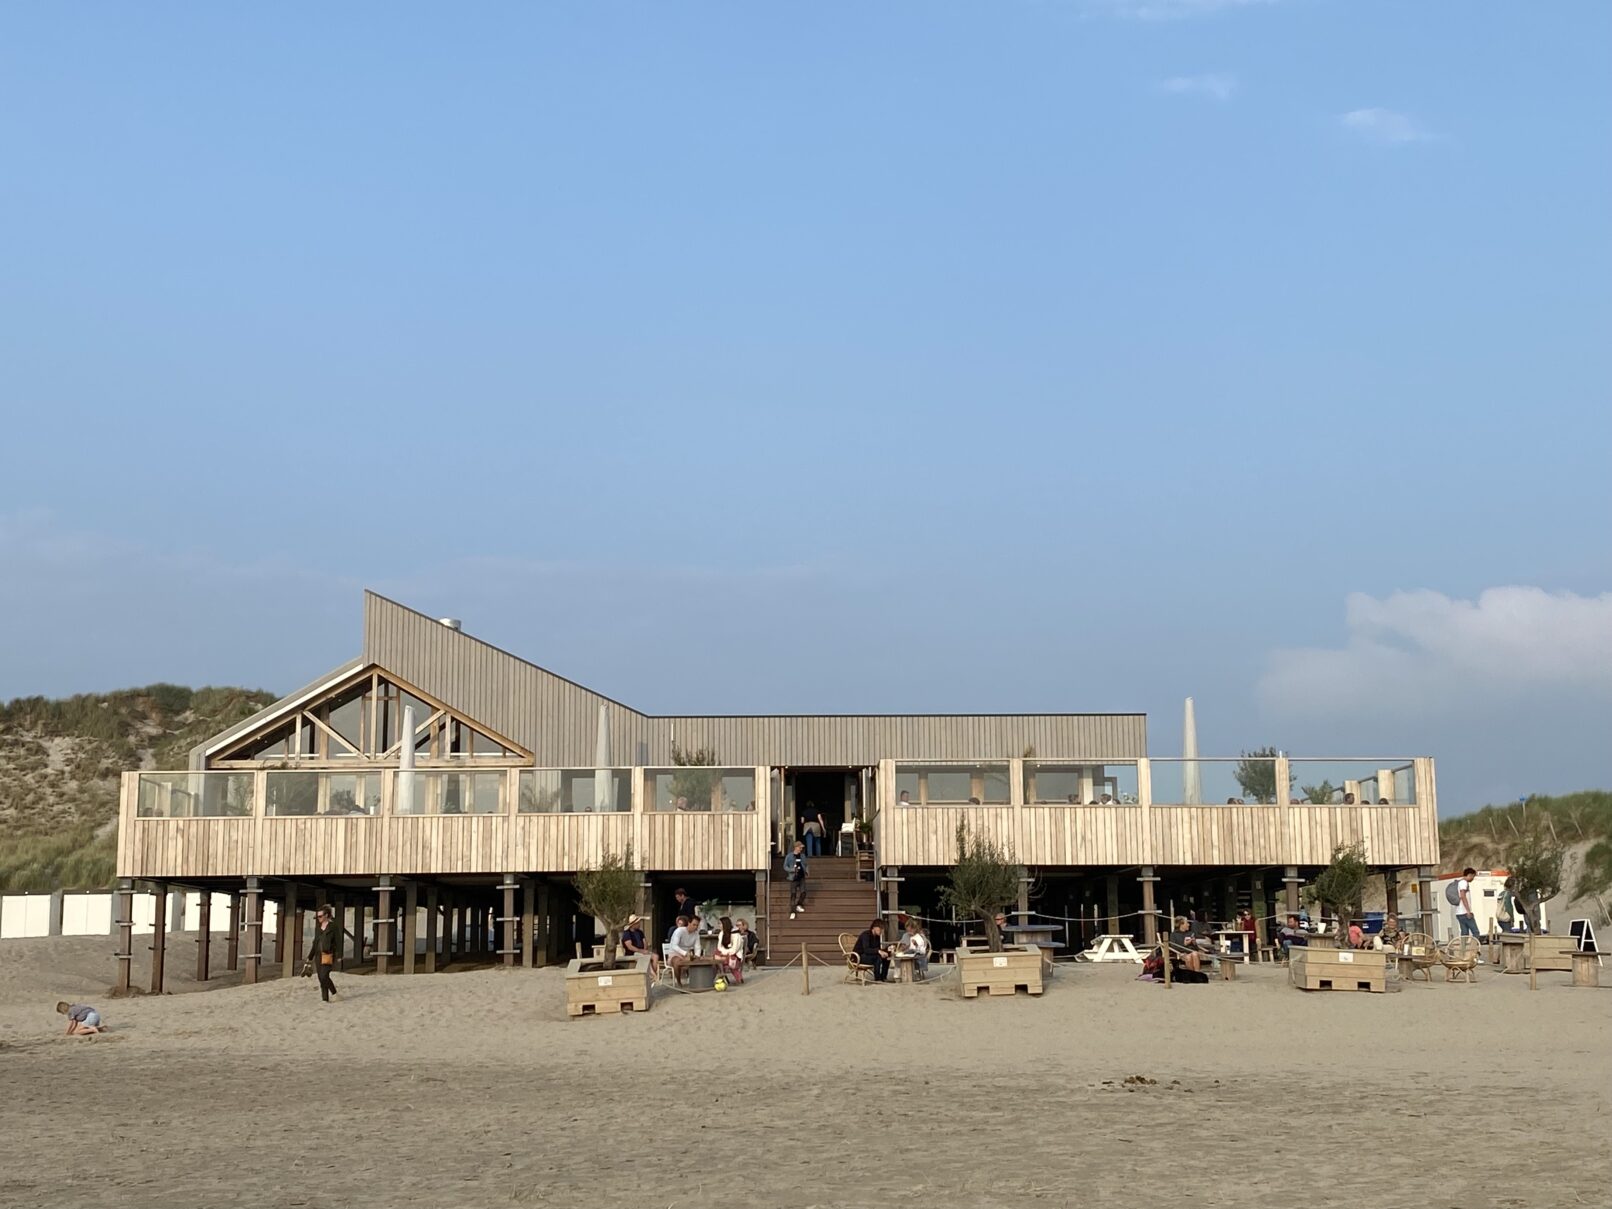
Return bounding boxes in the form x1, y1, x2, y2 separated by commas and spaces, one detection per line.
275, 887, 291, 976
329, 894, 345, 967
1162, 897, 1173, 988
1284, 866, 1302, 916
536, 884, 552, 968
284, 884, 305, 981
887, 865, 904, 932
1016, 871, 1030, 929
1385, 871, 1400, 919
196, 891, 211, 982
1529, 930, 1537, 992
226, 892, 241, 972
1251, 874, 1269, 952
752, 873, 767, 961
1105, 875, 1120, 935
375, 877, 393, 975
501, 876, 518, 967
114, 878, 134, 995
425, 887, 440, 974
242, 878, 262, 985
403, 883, 419, 975
1139, 868, 1159, 946
150, 882, 168, 994
352, 902, 368, 967
522, 880, 536, 969
1415, 866, 1435, 937
801, 942, 810, 995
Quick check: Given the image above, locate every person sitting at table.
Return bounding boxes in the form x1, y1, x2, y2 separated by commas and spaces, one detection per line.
853, 920, 891, 982
895, 919, 931, 978
734, 917, 758, 966
620, 913, 659, 976
1277, 914, 1309, 961
993, 912, 1012, 945
667, 915, 700, 986
1233, 909, 1256, 955
1168, 916, 1206, 973
1347, 921, 1368, 949
713, 915, 745, 984
1374, 913, 1404, 950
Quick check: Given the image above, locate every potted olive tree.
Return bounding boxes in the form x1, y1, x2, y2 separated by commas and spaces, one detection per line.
565, 848, 652, 1017
1292, 842, 1387, 992
942, 822, 1043, 998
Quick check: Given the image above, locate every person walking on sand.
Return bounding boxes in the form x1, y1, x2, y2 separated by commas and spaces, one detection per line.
57, 1001, 103, 1035
302, 905, 341, 1002
1451, 866, 1486, 960
784, 840, 809, 918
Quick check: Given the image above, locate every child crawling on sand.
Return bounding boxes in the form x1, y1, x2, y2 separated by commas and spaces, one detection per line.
57, 1002, 104, 1036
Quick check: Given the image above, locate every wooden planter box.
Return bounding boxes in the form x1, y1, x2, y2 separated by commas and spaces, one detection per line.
1290, 947, 1385, 993
1528, 935, 1578, 973
564, 953, 652, 1018
958, 946, 1044, 998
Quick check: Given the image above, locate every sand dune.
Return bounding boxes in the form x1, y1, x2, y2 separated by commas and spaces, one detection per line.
1, 936, 1607, 1208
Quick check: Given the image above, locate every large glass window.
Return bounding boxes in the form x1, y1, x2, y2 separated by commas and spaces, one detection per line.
1287, 760, 1417, 806
136, 772, 254, 818
647, 768, 758, 812
890, 763, 1010, 805
518, 769, 632, 813
393, 770, 504, 815
1021, 762, 1138, 805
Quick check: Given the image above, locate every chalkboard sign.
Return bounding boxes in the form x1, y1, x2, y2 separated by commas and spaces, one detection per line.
1568, 919, 1598, 954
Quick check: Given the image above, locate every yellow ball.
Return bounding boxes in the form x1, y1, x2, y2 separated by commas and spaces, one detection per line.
713, 976, 728, 992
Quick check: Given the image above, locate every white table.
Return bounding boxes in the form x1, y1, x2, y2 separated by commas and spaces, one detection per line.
1082, 934, 1144, 964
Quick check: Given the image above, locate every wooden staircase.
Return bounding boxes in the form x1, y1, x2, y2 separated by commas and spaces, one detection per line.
765, 855, 879, 962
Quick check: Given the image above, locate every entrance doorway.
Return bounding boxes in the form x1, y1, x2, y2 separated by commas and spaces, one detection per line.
782, 768, 869, 857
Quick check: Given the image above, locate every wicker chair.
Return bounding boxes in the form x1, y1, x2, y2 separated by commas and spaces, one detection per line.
839, 932, 875, 985
1441, 936, 1481, 984
1401, 933, 1440, 983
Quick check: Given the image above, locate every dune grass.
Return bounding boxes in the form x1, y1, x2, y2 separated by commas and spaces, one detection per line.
1440, 790, 1612, 899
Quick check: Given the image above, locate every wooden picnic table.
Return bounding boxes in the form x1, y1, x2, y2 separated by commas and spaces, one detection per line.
1082, 934, 1143, 964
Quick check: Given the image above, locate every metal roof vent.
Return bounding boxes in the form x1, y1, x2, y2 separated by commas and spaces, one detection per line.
438, 618, 462, 631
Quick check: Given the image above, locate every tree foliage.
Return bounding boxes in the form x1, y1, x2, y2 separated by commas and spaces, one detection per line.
1232, 747, 1289, 805
574, 847, 641, 972
1306, 841, 1369, 932
1301, 780, 1338, 805
1507, 829, 1565, 926
939, 821, 1021, 952
669, 743, 722, 809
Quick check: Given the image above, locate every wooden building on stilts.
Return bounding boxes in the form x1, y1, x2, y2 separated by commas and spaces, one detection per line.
113, 592, 1442, 991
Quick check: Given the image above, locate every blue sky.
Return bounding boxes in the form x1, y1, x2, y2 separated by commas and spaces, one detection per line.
2, 1, 1608, 813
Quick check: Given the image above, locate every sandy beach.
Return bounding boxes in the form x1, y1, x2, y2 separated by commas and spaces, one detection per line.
1, 936, 1607, 1209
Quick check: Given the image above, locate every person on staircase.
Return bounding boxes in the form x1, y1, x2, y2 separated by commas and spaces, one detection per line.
800, 805, 827, 857
785, 841, 809, 919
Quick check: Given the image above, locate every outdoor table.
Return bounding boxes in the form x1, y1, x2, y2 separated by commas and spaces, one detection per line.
1004, 923, 1063, 948
1395, 954, 1417, 980
1213, 929, 1256, 963
684, 956, 719, 991
892, 952, 918, 983
1082, 934, 1143, 964
1497, 935, 1530, 974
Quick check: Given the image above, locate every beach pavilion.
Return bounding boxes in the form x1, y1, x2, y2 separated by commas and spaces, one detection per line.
113, 592, 1442, 991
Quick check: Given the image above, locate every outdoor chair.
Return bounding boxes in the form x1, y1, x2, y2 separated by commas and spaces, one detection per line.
838, 932, 874, 986
1440, 936, 1481, 984
1401, 933, 1439, 983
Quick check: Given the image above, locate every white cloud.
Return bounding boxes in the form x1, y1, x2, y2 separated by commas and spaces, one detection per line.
1160, 73, 1239, 101
1340, 107, 1432, 145
1092, 0, 1280, 20
1259, 587, 1612, 716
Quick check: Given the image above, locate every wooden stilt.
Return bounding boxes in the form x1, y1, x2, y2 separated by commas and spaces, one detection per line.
226, 892, 240, 972
753, 872, 767, 959
521, 880, 536, 969
275, 888, 291, 974
375, 877, 393, 975
1139, 867, 1159, 946
286, 884, 305, 980
425, 887, 439, 974
242, 878, 262, 985
403, 883, 419, 975
801, 942, 810, 995
1284, 866, 1302, 916
150, 882, 168, 994
501, 876, 518, 968
114, 878, 134, 995
1105, 875, 1120, 935
196, 891, 211, 982
536, 885, 552, 968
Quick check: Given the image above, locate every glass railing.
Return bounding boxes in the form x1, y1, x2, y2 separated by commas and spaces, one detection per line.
1287, 759, 1417, 805
1150, 758, 1277, 805
646, 767, 759, 812
391, 769, 503, 815
892, 761, 1012, 806
518, 768, 632, 813
1022, 761, 1139, 805
264, 770, 382, 816
136, 771, 255, 818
